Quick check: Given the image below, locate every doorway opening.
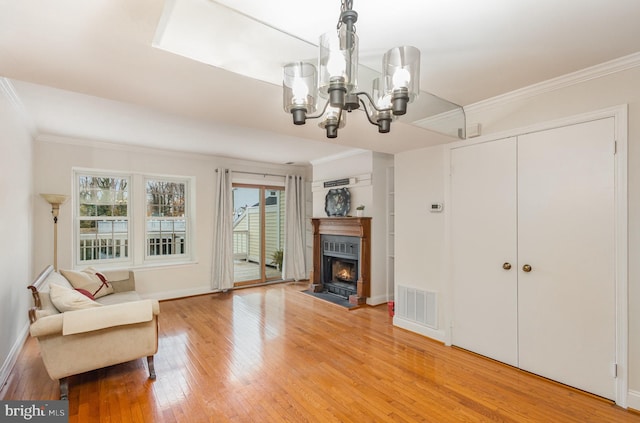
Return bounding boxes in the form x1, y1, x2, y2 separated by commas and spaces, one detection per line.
232, 184, 285, 286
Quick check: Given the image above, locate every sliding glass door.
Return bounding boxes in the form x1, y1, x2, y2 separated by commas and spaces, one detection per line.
232, 184, 285, 286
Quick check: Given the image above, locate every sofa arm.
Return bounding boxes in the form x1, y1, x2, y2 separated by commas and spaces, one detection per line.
30, 313, 64, 337
29, 300, 159, 338
62, 299, 159, 335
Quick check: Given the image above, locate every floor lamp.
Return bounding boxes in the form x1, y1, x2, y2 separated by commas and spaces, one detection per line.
40, 194, 69, 272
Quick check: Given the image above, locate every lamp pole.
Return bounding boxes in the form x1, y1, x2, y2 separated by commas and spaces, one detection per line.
40, 194, 69, 271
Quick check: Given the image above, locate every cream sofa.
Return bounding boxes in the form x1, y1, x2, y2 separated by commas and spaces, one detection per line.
27, 265, 159, 400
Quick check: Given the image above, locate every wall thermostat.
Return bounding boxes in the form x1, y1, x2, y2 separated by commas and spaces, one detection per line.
430, 203, 443, 212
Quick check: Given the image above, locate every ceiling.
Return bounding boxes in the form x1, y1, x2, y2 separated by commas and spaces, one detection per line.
1, 0, 639, 165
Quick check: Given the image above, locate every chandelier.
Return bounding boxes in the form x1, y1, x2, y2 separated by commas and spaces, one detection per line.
282, 0, 420, 138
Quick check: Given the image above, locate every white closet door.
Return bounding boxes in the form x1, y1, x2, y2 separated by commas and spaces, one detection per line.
451, 138, 518, 366
517, 118, 616, 400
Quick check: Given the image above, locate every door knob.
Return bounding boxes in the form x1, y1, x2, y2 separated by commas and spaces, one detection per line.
502, 262, 512, 270
522, 264, 532, 273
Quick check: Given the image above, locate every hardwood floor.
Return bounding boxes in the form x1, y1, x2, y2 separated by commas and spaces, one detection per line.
3, 282, 639, 422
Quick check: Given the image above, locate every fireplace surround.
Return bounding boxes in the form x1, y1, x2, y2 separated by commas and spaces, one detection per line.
311, 217, 371, 304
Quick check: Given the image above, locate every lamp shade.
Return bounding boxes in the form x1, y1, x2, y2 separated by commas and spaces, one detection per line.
40, 193, 69, 206
371, 78, 394, 113
382, 46, 420, 103
283, 62, 317, 114
370, 78, 394, 133
318, 26, 358, 97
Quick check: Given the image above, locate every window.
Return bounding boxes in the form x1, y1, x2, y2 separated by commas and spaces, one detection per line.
77, 174, 130, 263
146, 179, 187, 258
74, 170, 193, 267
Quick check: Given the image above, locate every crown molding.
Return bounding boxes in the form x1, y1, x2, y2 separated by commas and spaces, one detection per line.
0, 78, 22, 110
0, 78, 38, 136
464, 52, 640, 113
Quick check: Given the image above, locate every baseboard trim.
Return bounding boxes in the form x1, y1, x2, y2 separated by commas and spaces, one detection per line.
367, 294, 392, 306
0, 322, 30, 398
393, 316, 446, 343
142, 286, 215, 301
628, 390, 640, 412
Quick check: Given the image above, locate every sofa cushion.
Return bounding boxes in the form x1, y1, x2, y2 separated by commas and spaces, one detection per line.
60, 267, 115, 299
47, 271, 75, 290
32, 272, 75, 318
95, 290, 141, 305
49, 283, 103, 312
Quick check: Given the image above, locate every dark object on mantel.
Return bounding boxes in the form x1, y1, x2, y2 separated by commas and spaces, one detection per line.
324, 187, 350, 216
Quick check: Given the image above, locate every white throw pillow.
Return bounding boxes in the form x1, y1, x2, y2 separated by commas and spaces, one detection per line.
60, 267, 114, 298
49, 283, 103, 312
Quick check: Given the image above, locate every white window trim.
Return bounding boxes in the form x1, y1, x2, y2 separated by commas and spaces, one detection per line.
73, 169, 132, 267
73, 168, 196, 269
143, 175, 192, 264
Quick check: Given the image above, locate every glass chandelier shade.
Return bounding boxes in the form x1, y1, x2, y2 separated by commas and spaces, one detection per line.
382, 46, 420, 115
282, 62, 317, 125
281, 1, 420, 137
319, 26, 358, 105
370, 77, 395, 133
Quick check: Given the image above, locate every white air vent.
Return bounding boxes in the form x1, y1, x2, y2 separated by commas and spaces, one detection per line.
397, 286, 438, 329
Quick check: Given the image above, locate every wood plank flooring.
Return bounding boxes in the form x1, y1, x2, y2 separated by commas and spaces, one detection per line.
2, 282, 639, 422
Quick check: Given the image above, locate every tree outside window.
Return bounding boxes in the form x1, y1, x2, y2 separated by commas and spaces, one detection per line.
146, 179, 187, 257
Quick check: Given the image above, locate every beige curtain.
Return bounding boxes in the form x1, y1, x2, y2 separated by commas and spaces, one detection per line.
212, 168, 234, 290
283, 175, 307, 280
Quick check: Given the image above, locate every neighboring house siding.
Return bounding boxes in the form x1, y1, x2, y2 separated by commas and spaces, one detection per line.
234, 193, 285, 267
279, 194, 285, 251
265, 203, 281, 266
248, 207, 260, 262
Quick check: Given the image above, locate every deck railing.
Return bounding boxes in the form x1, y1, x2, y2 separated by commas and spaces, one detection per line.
233, 230, 248, 260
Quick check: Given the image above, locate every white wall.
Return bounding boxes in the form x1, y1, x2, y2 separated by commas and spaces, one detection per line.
394, 144, 447, 338
395, 65, 640, 406
33, 135, 310, 300
0, 82, 34, 388
311, 150, 374, 217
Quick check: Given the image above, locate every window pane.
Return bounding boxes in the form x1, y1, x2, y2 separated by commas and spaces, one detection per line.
80, 204, 97, 216
146, 218, 186, 256
77, 174, 129, 263
146, 180, 185, 217
232, 187, 261, 283
79, 219, 129, 261
79, 175, 128, 217
145, 179, 187, 258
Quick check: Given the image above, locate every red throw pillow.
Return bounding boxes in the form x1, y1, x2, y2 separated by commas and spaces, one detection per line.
75, 288, 96, 300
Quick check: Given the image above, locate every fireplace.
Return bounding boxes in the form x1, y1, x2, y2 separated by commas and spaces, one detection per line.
331, 259, 357, 283
311, 217, 371, 304
322, 235, 359, 298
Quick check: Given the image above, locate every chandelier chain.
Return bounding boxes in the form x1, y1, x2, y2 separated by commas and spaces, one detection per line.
337, 0, 355, 31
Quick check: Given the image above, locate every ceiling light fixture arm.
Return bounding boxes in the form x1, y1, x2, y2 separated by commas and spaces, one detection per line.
358, 95, 393, 134
299, 99, 332, 122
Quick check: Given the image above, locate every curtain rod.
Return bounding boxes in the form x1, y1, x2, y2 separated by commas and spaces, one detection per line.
216, 169, 295, 178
